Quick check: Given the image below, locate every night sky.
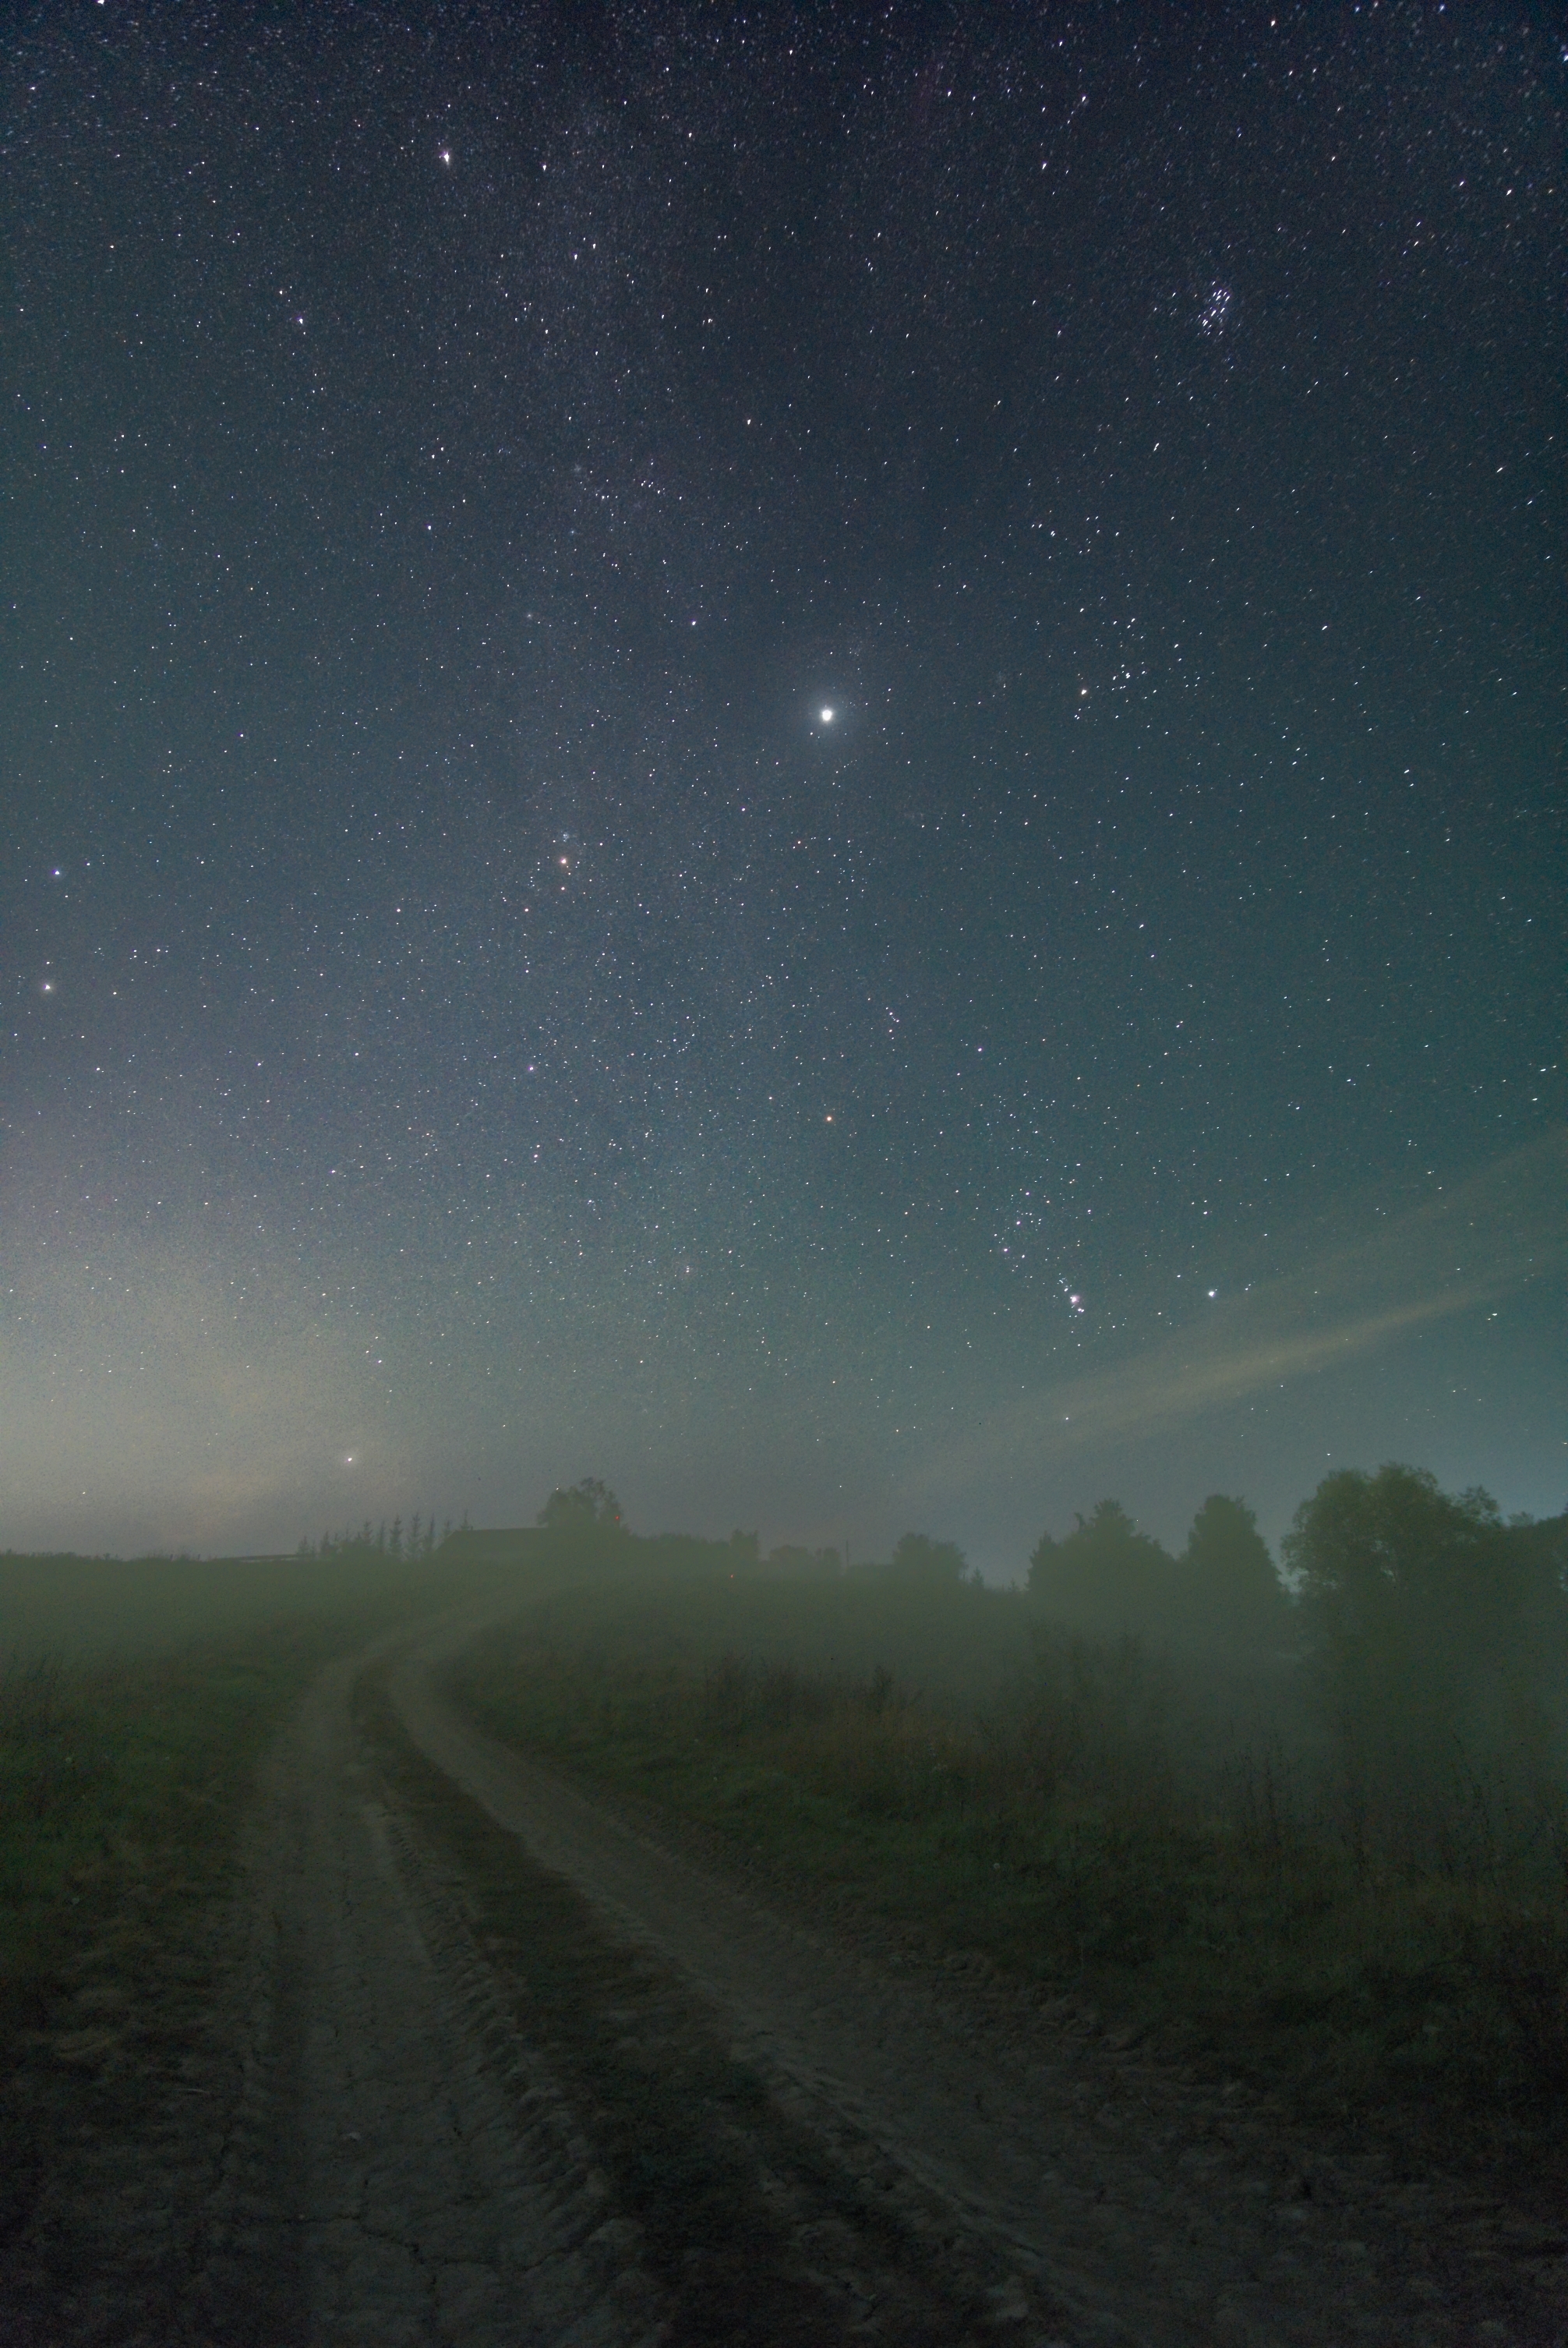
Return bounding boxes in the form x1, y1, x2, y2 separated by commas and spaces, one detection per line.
4, 2, 1563, 1572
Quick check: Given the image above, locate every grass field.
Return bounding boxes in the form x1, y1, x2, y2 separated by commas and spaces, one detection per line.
0, 1545, 457, 1664
444, 1554, 1568, 2196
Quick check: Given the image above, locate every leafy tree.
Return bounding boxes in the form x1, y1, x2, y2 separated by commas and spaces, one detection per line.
538, 1476, 623, 1531
1282, 1464, 1509, 1651
1027, 1501, 1173, 1631
891, 1532, 972, 1586
1179, 1494, 1291, 1645
1281, 1463, 1568, 1766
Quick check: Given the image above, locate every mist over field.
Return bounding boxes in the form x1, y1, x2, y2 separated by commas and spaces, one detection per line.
4, 1454, 1567, 2338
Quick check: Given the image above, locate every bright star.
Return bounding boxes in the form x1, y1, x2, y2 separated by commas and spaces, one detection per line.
820, 706, 835, 723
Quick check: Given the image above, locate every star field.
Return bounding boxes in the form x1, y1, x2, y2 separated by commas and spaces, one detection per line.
3, 2, 1563, 1565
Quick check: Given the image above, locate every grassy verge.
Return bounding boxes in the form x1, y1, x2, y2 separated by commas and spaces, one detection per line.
445, 1597, 1568, 2199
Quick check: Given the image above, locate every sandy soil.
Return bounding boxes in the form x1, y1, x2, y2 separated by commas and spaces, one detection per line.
5, 1604, 1560, 2346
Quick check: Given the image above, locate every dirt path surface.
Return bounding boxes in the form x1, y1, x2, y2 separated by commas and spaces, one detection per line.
6, 1605, 1557, 2347
203, 1631, 667, 2347
383, 1621, 1559, 2348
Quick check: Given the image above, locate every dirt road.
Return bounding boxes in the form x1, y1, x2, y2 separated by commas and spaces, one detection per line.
9, 1604, 1556, 2346
178, 1616, 666, 2348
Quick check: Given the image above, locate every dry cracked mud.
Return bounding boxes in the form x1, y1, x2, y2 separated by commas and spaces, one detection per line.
5, 1603, 1564, 2346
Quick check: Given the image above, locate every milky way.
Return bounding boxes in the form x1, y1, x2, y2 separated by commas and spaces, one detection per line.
3, 4, 1563, 1566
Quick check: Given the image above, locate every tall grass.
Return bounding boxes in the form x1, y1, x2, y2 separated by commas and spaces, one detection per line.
449, 1585, 1568, 2180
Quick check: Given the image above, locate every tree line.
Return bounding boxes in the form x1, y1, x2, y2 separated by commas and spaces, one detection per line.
534, 1467, 1567, 1683
1023, 1469, 1566, 1674
295, 1510, 460, 1562
1026, 1491, 1287, 1648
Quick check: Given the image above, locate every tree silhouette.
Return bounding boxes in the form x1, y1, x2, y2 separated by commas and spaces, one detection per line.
1282, 1464, 1506, 1652
1281, 1463, 1568, 1766
890, 1531, 972, 1586
1027, 1501, 1173, 1632
1277, 1455, 1568, 1822
538, 1477, 623, 1531
765, 1544, 842, 1579
1179, 1494, 1291, 1645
